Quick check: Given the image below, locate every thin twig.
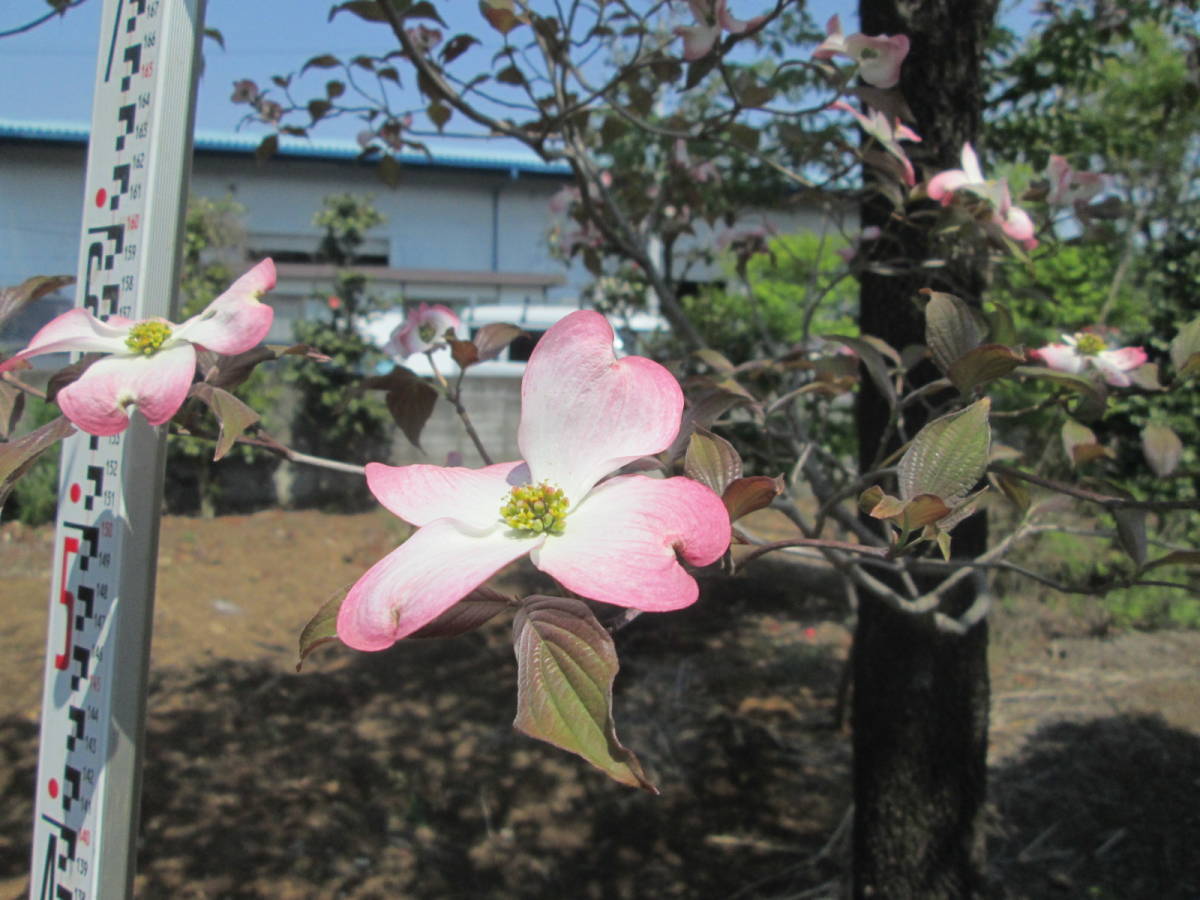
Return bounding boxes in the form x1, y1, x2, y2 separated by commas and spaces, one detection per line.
991, 464, 1200, 512
427, 352, 493, 466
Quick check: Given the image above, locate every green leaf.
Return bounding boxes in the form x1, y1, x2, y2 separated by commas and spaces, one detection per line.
823, 334, 898, 411
867, 492, 907, 520
255, 134, 278, 165
326, 79, 346, 99
512, 596, 657, 793
405, 1, 448, 26
1113, 507, 1147, 569
301, 54, 342, 75
1141, 550, 1200, 574
203, 27, 225, 50
946, 344, 1023, 394
984, 302, 1017, 347
378, 154, 402, 188
600, 115, 629, 146
479, 0, 522, 35
1015, 365, 1108, 422
684, 428, 742, 495
899, 493, 952, 531
727, 122, 761, 151
1128, 362, 1163, 391
1061, 418, 1110, 467
990, 469, 1030, 512
440, 33, 480, 64
924, 290, 982, 374
297, 590, 344, 671
693, 348, 736, 374
684, 52, 720, 89
410, 586, 509, 638
308, 99, 333, 122
1169, 315, 1200, 378
330, 1, 390, 23
197, 344, 328, 392
188, 383, 260, 461
0, 382, 25, 440
897, 398, 991, 504
935, 528, 952, 561
858, 484, 886, 515
722, 475, 783, 523
427, 101, 452, 131
1141, 422, 1182, 477
495, 64, 525, 86
0, 274, 73, 331
0, 415, 74, 515
381, 369, 439, 449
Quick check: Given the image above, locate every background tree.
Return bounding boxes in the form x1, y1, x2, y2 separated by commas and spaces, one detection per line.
280, 193, 392, 508
850, 0, 997, 895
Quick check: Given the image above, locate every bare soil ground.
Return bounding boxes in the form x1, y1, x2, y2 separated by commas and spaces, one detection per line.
1, 509, 1198, 898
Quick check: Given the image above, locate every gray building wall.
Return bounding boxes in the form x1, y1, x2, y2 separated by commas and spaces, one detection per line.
1, 125, 831, 511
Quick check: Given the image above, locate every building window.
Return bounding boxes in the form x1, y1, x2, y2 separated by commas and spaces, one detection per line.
505, 330, 544, 362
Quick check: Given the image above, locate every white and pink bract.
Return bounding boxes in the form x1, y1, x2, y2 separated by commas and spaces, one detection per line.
388, 303, 463, 358
1030, 331, 1148, 388
0, 259, 276, 436
675, 0, 767, 60
927, 143, 1038, 251
337, 310, 731, 651
812, 15, 910, 89
831, 100, 922, 186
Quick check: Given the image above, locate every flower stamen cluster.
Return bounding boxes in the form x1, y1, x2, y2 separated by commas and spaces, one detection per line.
124, 320, 173, 356
500, 482, 569, 535
1072, 333, 1107, 356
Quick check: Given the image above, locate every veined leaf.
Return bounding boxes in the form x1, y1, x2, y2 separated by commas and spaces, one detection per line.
684, 428, 742, 495
1142, 422, 1182, 477
188, 383, 260, 461
297, 590, 344, 671
924, 290, 982, 374
0, 416, 75, 516
513, 596, 656, 793
897, 399, 990, 504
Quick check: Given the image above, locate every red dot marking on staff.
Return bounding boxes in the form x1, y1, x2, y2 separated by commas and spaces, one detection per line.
94, 188, 107, 208
70, 484, 82, 503
48, 778, 59, 799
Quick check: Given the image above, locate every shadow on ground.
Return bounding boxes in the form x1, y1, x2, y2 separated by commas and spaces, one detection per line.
1, 573, 852, 899
990, 714, 1200, 899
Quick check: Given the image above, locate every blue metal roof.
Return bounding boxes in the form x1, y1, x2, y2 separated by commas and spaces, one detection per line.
0, 118, 570, 177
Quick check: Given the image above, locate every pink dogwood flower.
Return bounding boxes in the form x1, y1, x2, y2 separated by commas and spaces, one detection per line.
927, 143, 1038, 250
1030, 331, 1148, 387
337, 310, 731, 651
676, 0, 766, 60
831, 100, 921, 185
812, 15, 910, 89
1045, 155, 1107, 206
388, 303, 462, 358
0, 259, 275, 436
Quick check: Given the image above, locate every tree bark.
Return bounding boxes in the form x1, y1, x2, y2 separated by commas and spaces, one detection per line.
852, 1, 999, 896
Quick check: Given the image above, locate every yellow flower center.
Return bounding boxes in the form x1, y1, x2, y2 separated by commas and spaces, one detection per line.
124, 320, 173, 355
500, 482, 569, 536
418, 322, 439, 343
1074, 333, 1107, 356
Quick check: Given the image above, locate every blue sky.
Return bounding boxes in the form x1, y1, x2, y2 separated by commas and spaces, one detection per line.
1, 0, 1034, 145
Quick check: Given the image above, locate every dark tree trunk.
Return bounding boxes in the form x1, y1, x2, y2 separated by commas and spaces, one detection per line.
852, 1, 999, 896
